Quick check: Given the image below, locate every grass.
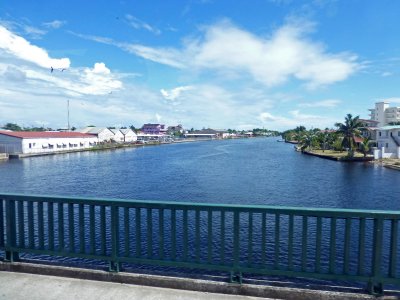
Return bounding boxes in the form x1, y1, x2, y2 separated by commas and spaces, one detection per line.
306, 149, 367, 158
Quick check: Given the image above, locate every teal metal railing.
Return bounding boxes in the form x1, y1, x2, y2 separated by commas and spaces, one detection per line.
0, 193, 399, 294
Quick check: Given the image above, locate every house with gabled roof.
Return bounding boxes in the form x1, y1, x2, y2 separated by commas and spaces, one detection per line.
120, 128, 137, 143
78, 127, 114, 142
109, 129, 124, 143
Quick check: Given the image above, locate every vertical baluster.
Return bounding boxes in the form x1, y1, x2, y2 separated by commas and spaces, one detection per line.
18, 201, 24, 248
89, 205, 95, 254
158, 208, 164, 259
371, 218, 384, 285
233, 211, 240, 267
261, 212, 266, 266
301, 216, 308, 272
58, 203, 64, 251
68, 203, 75, 252
315, 216, 322, 273
171, 209, 176, 260
288, 214, 294, 270
147, 208, 153, 258
220, 211, 225, 264
48, 202, 54, 251
0, 199, 4, 247
100, 205, 106, 256
274, 214, 280, 270
27, 201, 34, 249
124, 207, 130, 257
135, 207, 141, 257
195, 209, 200, 262
344, 218, 352, 274
110, 205, 120, 271
79, 204, 85, 254
183, 209, 188, 261
5, 199, 17, 261
207, 209, 213, 264
358, 218, 366, 276
389, 219, 398, 278
248, 212, 253, 267
329, 217, 337, 274
38, 202, 44, 250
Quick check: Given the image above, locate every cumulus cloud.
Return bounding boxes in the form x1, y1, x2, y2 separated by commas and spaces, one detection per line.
258, 110, 335, 129
3, 66, 26, 81
79, 19, 358, 88
0, 25, 70, 69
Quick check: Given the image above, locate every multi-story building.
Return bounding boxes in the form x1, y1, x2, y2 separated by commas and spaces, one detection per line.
369, 101, 400, 126
141, 124, 167, 135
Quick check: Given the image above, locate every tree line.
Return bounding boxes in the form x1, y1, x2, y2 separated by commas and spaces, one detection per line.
281, 114, 373, 158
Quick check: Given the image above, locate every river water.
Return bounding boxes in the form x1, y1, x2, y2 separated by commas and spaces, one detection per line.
1, 137, 400, 286
1, 137, 399, 210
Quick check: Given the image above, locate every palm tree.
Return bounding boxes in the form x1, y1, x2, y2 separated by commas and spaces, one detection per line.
359, 137, 372, 157
299, 131, 315, 152
335, 114, 363, 158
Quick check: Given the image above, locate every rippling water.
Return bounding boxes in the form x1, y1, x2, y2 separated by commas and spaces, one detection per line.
1, 137, 400, 286
1, 137, 399, 210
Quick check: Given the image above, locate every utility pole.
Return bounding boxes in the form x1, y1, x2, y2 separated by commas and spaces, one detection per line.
67, 99, 70, 131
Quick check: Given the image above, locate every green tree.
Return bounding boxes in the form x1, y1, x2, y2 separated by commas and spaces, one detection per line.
2, 123, 22, 131
298, 131, 316, 152
359, 137, 372, 158
335, 114, 362, 158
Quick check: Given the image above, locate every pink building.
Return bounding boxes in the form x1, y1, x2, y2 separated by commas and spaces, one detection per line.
141, 124, 167, 135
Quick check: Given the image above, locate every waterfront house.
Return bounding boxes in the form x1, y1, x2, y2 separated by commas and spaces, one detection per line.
0, 131, 97, 155
78, 127, 115, 142
374, 125, 400, 159
109, 129, 124, 143
120, 128, 137, 143
141, 124, 167, 135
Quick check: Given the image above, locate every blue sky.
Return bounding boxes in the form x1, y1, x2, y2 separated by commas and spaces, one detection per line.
1, 0, 400, 130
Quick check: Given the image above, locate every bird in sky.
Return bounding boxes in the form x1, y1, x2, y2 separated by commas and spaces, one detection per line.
50, 67, 54, 73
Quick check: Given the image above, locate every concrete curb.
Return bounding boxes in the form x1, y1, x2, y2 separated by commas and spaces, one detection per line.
0, 262, 396, 299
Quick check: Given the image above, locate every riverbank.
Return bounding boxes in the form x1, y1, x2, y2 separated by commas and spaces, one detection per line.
301, 149, 374, 162
370, 158, 400, 170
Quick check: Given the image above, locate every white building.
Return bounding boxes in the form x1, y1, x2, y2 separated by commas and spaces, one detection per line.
369, 101, 400, 127
0, 131, 97, 155
120, 129, 137, 143
374, 125, 400, 159
78, 127, 115, 142
109, 129, 124, 143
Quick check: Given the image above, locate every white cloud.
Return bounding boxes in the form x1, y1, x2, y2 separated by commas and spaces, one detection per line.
160, 86, 194, 101
258, 110, 335, 129
0, 25, 70, 69
23, 26, 47, 39
299, 99, 341, 108
42, 20, 66, 29
125, 15, 161, 35
77, 19, 358, 88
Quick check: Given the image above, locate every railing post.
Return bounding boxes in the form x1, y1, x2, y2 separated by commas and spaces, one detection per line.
109, 205, 120, 272
368, 217, 384, 295
5, 199, 19, 262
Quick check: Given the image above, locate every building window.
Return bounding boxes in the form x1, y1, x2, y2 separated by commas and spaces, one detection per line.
29, 143, 32, 148
379, 132, 381, 136
386, 143, 389, 148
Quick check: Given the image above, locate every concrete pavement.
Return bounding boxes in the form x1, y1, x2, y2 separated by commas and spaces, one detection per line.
0, 271, 271, 300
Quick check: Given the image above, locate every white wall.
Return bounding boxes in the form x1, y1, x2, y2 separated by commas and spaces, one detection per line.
0, 135, 98, 154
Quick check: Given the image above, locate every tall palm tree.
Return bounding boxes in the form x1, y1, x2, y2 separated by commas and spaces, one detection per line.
299, 131, 315, 152
335, 114, 363, 158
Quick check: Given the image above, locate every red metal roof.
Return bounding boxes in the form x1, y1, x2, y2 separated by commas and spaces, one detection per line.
0, 131, 95, 139
353, 136, 364, 143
